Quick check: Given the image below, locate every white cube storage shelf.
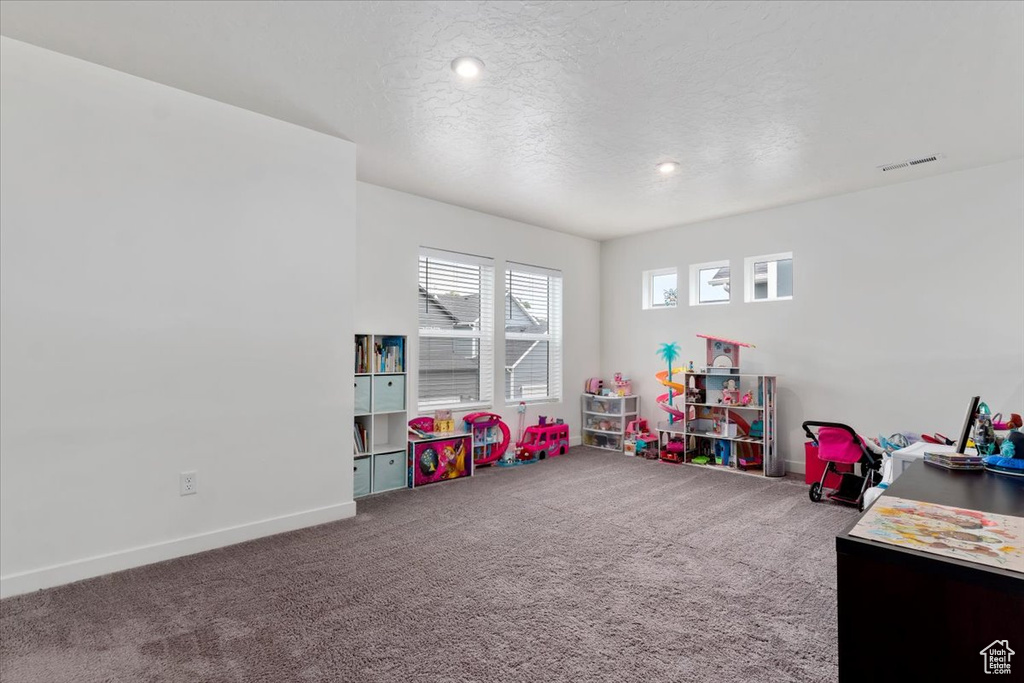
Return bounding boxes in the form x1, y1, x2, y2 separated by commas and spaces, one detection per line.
354, 334, 408, 498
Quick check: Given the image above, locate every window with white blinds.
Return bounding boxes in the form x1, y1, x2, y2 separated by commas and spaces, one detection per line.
505, 263, 562, 403
418, 248, 494, 410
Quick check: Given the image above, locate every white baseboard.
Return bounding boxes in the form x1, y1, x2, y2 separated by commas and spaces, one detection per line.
786, 459, 806, 475
569, 435, 583, 447
0, 501, 356, 599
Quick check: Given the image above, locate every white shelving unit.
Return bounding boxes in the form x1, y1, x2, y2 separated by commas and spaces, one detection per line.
353, 334, 408, 498
657, 371, 780, 476
581, 394, 640, 452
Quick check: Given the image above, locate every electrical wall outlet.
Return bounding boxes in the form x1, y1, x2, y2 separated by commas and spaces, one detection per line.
180, 471, 198, 496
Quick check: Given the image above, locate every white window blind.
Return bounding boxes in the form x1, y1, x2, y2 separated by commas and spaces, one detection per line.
505, 262, 562, 403
418, 248, 494, 410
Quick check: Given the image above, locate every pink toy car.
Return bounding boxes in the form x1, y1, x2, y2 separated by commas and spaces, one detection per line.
516, 423, 569, 460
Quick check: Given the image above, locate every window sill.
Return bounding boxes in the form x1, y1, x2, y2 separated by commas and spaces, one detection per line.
745, 296, 793, 304
506, 397, 560, 407
689, 300, 731, 307
417, 403, 492, 414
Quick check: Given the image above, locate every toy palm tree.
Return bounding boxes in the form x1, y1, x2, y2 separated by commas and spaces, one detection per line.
657, 342, 681, 423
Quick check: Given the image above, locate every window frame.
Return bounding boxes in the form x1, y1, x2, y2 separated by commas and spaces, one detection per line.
744, 252, 793, 303
642, 267, 678, 310
689, 260, 731, 306
504, 262, 563, 406
417, 248, 495, 412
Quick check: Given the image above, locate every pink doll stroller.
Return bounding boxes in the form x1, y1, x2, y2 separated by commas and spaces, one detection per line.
802, 421, 881, 511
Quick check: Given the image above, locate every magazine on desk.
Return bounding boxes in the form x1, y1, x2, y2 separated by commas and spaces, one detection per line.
850, 495, 1023, 573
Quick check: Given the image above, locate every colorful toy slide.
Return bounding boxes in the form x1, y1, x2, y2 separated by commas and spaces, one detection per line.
655, 368, 688, 422
655, 368, 753, 436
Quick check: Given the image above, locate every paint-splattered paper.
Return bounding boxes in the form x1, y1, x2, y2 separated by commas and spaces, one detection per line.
850, 496, 1024, 573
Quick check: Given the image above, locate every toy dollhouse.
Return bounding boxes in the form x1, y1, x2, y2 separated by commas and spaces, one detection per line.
696, 334, 755, 374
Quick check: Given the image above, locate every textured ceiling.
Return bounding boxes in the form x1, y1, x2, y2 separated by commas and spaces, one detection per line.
2, 1, 1022, 240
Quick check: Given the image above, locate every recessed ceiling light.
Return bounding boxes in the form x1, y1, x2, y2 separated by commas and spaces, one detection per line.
451, 56, 484, 79
658, 161, 680, 175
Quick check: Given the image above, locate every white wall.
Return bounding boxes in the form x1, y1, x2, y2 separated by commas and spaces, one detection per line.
0, 38, 357, 597
600, 160, 1024, 474
356, 182, 602, 438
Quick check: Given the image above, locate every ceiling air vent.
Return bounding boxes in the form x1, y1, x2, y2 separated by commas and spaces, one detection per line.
878, 154, 943, 172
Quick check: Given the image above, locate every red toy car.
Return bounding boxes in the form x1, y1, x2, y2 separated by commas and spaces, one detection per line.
661, 436, 687, 463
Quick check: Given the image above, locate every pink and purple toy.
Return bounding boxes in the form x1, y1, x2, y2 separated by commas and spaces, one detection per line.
462, 412, 511, 467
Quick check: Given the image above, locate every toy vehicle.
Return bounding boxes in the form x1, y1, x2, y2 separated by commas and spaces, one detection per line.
661, 436, 686, 463
516, 423, 569, 460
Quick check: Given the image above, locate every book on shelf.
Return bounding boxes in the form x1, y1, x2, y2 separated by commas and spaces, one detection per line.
354, 336, 372, 374
375, 336, 405, 373
353, 423, 368, 454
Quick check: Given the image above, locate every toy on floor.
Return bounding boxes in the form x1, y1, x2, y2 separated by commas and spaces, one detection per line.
661, 436, 686, 463
463, 412, 511, 467
635, 434, 655, 458
625, 418, 655, 457
501, 403, 531, 467
803, 421, 882, 511
514, 421, 569, 462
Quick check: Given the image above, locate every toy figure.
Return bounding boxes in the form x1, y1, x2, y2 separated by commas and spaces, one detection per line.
741, 391, 754, 406
441, 442, 466, 479
974, 414, 997, 455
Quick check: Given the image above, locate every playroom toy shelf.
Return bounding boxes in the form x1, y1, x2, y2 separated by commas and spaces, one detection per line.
353, 334, 409, 498
581, 394, 640, 452
657, 373, 779, 476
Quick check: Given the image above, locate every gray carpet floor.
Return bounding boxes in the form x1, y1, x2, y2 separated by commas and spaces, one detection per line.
0, 447, 858, 683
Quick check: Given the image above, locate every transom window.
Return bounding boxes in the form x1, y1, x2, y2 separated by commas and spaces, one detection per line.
745, 252, 793, 302
690, 260, 730, 306
642, 268, 678, 310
